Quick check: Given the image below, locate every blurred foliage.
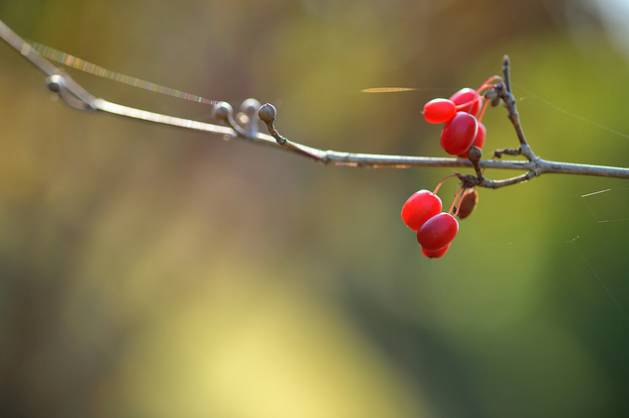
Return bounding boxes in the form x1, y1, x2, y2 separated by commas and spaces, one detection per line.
1, 1, 629, 418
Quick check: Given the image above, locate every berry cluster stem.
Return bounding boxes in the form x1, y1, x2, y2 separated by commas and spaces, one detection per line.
448, 188, 465, 215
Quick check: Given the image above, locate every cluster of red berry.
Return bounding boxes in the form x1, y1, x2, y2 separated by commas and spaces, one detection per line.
422, 76, 500, 157
401, 184, 478, 258
401, 78, 498, 258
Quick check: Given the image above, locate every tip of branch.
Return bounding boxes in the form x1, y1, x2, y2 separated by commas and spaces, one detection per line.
502, 55, 511, 77
258, 103, 277, 124
502, 55, 512, 93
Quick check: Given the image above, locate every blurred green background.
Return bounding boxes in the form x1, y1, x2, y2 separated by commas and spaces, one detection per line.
1, 1, 629, 417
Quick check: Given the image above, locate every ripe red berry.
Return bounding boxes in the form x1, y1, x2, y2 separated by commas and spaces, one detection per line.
458, 122, 486, 158
422, 99, 456, 124
440, 112, 478, 156
450, 87, 482, 116
417, 212, 459, 250
421, 244, 450, 259
401, 190, 442, 231
473, 122, 486, 149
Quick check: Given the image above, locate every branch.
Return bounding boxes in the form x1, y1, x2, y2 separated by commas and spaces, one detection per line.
496, 55, 536, 161
96, 99, 537, 171
1, 19, 628, 185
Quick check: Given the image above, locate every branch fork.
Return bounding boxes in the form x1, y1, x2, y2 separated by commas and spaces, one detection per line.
455, 56, 544, 189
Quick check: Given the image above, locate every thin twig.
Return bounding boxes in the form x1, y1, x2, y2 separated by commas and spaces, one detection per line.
501, 56, 532, 154
469, 55, 539, 187
493, 147, 522, 159
1, 20, 628, 185
97, 99, 536, 171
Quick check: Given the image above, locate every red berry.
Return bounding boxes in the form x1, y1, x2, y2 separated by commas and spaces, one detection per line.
422, 99, 456, 124
401, 190, 442, 231
457, 122, 486, 158
450, 87, 482, 116
421, 244, 450, 259
440, 112, 478, 155
473, 122, 486, 149
417, 212, 459, 250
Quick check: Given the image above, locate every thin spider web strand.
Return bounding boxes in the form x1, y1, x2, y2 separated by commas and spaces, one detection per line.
360, 87, 455, 93
568, 237, 629, 326
518, 86, 629, 141
31, 42, 218, 106
581, 199, 601, 223
597, 218, 629, 224
585, 261, 629, 323
580, 188, 629, 223
575, 191, 629, 325
580, 188, 612, 198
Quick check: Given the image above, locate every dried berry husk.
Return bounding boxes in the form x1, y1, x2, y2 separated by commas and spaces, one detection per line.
457, 188, 479, 219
